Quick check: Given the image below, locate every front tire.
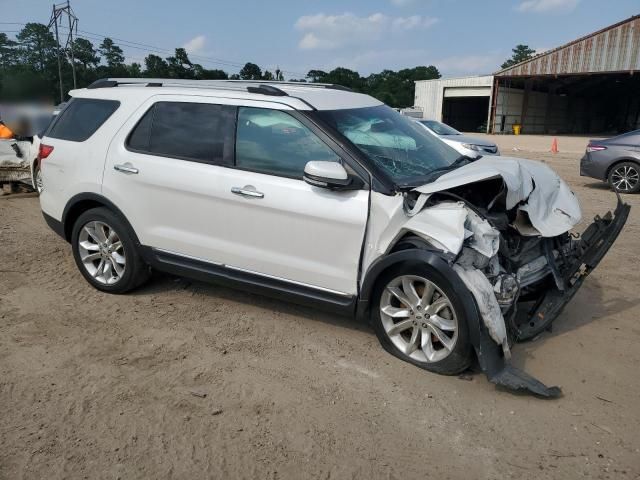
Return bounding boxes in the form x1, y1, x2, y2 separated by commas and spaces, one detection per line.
608, 161, 640, 193
371, 264, 472, 375
71, 207, 149, 293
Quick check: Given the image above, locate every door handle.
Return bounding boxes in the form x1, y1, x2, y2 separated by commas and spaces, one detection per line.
231, 186, 264, 198
114, 163, 139, 174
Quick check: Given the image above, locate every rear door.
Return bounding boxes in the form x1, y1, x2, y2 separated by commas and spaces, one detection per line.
103, 96, 369, 295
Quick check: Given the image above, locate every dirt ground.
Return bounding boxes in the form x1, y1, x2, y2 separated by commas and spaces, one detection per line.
1, 138, 639, 479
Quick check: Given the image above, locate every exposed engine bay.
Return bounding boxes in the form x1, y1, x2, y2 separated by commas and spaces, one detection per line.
364, 156, 630, 397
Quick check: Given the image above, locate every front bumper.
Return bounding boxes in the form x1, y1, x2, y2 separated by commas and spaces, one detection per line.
515, 195, 630, 341
479, 196, 629, 398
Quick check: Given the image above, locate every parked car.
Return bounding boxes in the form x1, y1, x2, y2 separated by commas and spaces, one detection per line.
416, 119, 499, 158
39, 78, 629, 396
580, 130, 640, 193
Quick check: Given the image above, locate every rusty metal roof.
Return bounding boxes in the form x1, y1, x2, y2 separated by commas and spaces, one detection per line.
495, 15, 640, 77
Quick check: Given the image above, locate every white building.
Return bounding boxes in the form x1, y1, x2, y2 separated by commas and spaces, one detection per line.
414, 75, 494, 132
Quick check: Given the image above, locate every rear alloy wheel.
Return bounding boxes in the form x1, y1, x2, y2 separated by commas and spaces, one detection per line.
371, 265, 472, 375
78, 220, 126, 285
609, 162, 640, 194
34, 164, 44, 194
71, 207, 149, 293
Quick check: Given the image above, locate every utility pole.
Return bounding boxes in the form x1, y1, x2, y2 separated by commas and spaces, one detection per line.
48, 1, 79, 103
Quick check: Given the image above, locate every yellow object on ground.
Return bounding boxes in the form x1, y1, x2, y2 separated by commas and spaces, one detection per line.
512, 124, 522, 135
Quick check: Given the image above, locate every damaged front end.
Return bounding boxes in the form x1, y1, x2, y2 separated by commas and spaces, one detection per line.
396, 157, 630, 397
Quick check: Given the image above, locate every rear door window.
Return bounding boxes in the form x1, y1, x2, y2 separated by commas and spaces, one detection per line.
127, 101, 236, 165
46, 98, 120, 142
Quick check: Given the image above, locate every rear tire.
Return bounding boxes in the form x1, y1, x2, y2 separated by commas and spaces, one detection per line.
71, 207, 149, 293
371, 263, 472, 375
608, 161, 640, 194
33, 163, 43, 194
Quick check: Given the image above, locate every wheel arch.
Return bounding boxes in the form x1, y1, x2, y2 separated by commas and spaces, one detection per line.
605, 157, 640, 180
62, 193, 140, 245
356, 248, 482, 348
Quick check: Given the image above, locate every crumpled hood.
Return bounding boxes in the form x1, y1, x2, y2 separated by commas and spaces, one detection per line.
413, 156, 582, 237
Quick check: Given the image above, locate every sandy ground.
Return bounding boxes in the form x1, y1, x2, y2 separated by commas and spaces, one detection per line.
1, 141, 639, 479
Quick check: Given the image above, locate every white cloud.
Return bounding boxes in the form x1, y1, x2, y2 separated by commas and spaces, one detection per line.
390, 0, 417, 6
516, 0, 580, 13
295, 13, 438, 51
182, 35, 206, 54
392, 15, 439, 30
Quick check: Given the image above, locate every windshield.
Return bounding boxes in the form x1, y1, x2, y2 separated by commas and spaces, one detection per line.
318, 105, 462, 185
419, 120, 460, 136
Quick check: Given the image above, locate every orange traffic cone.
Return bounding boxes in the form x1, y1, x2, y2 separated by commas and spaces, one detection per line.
551, 137, 559, 154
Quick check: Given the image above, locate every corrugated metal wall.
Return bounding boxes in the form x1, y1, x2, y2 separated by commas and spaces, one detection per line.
492, 87, 570, 134
497, 15, 640, 77
414, 75, 493, 120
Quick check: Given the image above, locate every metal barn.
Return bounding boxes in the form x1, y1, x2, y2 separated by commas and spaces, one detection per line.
415, 15, 640, 135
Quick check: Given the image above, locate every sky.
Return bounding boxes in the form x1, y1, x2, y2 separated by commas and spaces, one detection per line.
1, 0, 638, 78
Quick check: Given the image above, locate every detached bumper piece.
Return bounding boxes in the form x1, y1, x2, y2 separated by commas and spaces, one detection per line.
517, 196, 630, 341
477, 196, 629, 398
0, 164, 30, 183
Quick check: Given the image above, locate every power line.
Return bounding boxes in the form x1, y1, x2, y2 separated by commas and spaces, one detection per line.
2, 20, 309, 77
57, 26, 307, 76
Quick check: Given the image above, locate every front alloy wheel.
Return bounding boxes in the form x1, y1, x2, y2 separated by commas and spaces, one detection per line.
380, 275, 458, 363
371, 265, 472, 375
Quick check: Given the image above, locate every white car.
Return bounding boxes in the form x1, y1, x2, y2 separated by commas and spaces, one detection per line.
416, 119, 500, 158
39, 78, 628, 396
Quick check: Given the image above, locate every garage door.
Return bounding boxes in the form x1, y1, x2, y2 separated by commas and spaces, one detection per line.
444, 87, 491, 98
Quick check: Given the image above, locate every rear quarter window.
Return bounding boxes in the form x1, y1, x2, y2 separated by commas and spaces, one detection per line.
46, 98, 120, 142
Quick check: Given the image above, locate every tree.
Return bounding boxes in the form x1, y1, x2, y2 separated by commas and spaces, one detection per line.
262, 70, 274, 80
167, 47, 193, 78
16, 23, 57, 72
0, 33, 18, 67
144, 54, 169, 77
319, 68, 363, 91
239, 62, 262, 80
127, 62, 142, 77
306, 69, 327, 82
72, 38, 99, 69
501, 44, 536, 69
195, 67, 228, 80
99, 38, 124, 68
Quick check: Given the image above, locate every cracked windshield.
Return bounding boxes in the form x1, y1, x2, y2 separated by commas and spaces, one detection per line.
318, 105, 460, 185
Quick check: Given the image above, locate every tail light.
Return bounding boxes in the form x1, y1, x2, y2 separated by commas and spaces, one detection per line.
586, 144, 607, 153
38, 144, 54, 164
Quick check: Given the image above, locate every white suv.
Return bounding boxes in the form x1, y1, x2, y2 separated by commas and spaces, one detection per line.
39, 79, 628, 396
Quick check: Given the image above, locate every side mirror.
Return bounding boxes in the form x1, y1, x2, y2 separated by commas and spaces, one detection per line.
303, 161, 361, 191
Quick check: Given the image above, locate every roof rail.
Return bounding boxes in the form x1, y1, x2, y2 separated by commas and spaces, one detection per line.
98, 78, 352, 92
87, 78, 290, 97
87, 79, 119, 89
